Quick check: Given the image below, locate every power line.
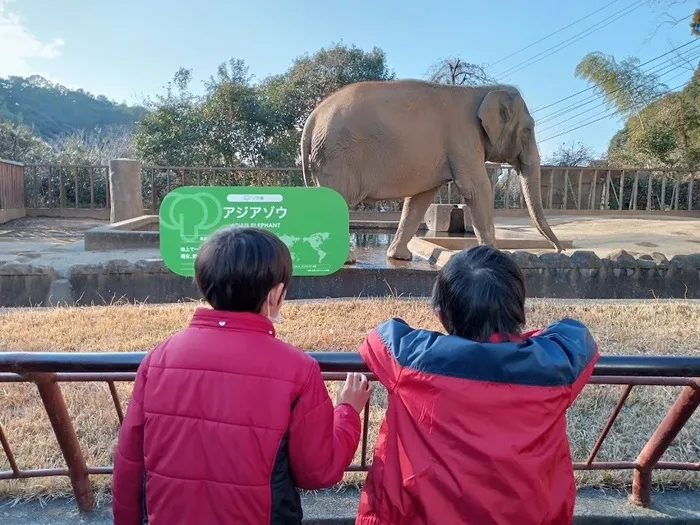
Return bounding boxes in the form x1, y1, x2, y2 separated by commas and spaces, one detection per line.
497, 0, 647, 78
540, 74, 694, 141
530, 38, 699, 114
538, 79, 693, 143
487, 0, 625, 68
537, 66, 697, 135
537, 64, 700, 134
536, 43, 700, 130
536, 45, 700, 129
536, 43, 700, 123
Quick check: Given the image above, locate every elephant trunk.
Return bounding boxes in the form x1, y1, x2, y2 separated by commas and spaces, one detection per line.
518, 162, 564, 252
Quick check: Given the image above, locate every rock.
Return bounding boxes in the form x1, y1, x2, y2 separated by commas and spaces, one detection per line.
0, 263, 57, 277
652, 252, 670, 267
68, 263, 105, 276
670, 254, 695, 270
570, 251, 602, 268
510, 251, 540, 269
686, 253, 700, 268
538, 252, 573, 268
134, 259, 168, 273
605, 249, 638, 269
102, 259, 134, 274
635, 254, 657, 269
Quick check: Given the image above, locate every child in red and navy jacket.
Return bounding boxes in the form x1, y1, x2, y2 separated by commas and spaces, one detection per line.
112, 227, 371, 525
356, 245, 599, 525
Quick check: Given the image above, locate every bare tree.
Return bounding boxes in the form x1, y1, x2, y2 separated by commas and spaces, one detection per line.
426, 57, 495, 86
48, 126, 134, 164
545, 140, 595, 167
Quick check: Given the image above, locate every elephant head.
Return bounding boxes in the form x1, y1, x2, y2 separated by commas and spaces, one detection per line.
477, 89, 563, 252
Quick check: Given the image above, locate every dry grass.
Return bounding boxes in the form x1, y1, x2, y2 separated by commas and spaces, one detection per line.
0, 299, 699, 501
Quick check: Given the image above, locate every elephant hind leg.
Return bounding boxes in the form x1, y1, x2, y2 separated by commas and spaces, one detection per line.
311, 162, 368, 266
311, 161, 367, 208
387, 188, 438, 261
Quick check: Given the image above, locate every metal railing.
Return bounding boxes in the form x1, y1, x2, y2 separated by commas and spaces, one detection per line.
19, 163, 700, 216
140, 166, 303, 214
0, 352, 698, 512
23, 164, 110, 210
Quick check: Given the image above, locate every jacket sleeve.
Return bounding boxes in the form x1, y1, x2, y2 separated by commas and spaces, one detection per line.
569, 342, 600, 406
112, 352, 151, 525
358, 326, 402, 391
552, 319, 600, 406
530, 319, 600, 407
287, 359, 362, 490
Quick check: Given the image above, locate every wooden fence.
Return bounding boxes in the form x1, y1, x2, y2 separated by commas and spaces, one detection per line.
0, 159, 25, 210
0, 158, 26, 223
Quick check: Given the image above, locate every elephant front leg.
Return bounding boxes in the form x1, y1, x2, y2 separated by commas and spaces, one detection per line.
387, 188, 438, 260
453, 165, 496, 246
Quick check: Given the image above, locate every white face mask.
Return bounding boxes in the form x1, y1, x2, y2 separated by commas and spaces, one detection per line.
266, 298, 281, 324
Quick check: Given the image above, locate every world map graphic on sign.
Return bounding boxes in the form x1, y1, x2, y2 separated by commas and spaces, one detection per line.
279, 233, 330, 263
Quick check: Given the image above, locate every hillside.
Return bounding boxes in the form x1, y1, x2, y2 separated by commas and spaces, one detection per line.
0, 75, 147, 140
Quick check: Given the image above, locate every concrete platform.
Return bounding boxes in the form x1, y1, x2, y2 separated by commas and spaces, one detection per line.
409, 228, 576, 268
1, 489, 699, 524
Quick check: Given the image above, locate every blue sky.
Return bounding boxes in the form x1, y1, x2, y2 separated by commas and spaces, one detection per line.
0, 0, 697, 158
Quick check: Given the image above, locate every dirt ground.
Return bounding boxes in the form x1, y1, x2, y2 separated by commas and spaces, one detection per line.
1, 215, 699, 259
0, 218, 106, 244
0, 299, 698, 499
495, 214, 700, 256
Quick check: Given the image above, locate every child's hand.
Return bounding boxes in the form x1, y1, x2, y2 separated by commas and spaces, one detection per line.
337, 372, 373, 413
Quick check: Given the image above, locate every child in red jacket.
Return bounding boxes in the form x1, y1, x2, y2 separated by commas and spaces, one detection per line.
112, 227, 371, 525
356, 245, 599, 525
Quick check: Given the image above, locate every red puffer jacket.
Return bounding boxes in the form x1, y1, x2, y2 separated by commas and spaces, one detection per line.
112, 307, 361, 525
356, 317, 599, 525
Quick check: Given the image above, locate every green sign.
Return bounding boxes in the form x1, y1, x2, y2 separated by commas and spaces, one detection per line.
159, 186, 350, 277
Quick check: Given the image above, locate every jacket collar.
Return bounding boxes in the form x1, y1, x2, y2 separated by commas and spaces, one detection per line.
189, 307, 276, 337
486, 332, 524, 343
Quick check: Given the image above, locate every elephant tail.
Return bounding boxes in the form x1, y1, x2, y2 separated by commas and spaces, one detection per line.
300, 112, 315, 187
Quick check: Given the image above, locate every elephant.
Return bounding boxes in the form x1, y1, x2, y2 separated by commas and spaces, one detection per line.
300, 79, 563, 260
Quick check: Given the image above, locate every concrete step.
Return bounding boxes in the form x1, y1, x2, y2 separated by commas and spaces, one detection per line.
1, 488, 699, 524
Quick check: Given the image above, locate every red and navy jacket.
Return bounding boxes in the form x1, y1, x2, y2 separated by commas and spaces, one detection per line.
356, 317, 599, 525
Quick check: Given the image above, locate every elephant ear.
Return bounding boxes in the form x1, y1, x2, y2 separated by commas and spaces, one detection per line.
477, 90, 515, 150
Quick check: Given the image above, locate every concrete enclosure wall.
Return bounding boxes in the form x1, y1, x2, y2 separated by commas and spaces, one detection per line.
1, 250, 699, 307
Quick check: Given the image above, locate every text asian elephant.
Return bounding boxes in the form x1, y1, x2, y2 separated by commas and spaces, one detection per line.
300, 79, 563, 260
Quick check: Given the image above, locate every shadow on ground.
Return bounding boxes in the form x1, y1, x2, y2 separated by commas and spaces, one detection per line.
1, 489, 699, 524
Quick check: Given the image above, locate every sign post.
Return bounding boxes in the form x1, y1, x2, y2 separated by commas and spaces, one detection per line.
159, 186, 349, 277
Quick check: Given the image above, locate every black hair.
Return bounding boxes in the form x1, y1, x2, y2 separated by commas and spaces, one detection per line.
431, 245, 526, 341
194, 226, 293, 312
